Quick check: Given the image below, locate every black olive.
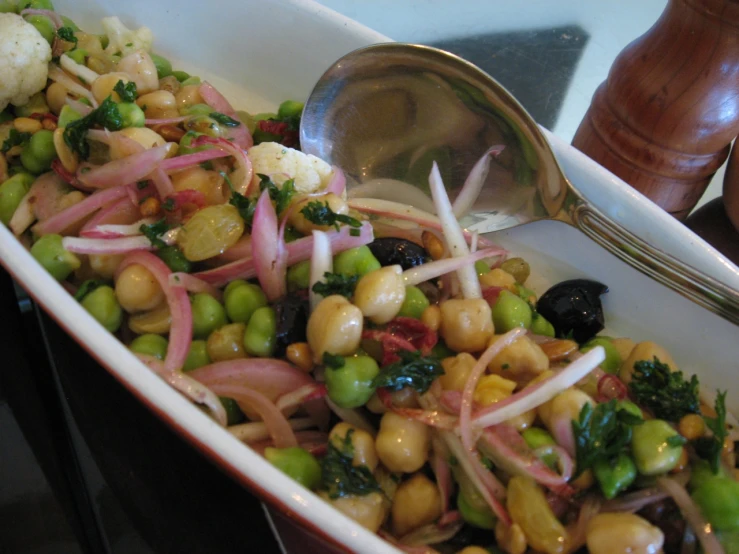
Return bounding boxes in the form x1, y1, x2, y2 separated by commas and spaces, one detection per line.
367, 238, 428, 270
536, 279, 608, 343
273, 292, 309, 357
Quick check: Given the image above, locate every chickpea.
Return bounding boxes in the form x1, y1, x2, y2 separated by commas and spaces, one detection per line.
46, 82, 69, 115
175, 84, 204, 109
288, 193, 349, 235
488, 335, 549, 384
90, 72, 131, 104
159, 75, 181, 95
206, 323, 247, 362
110, 128, 166, 159
128, 302, 171, 335
586, 513, 664, 554
420, 304, 441, 332
306, 295, 363, 362
375, 412, 430, 473
505, 408, 537, 432
171, 166, 225, 205
353, 265, 406, 324
115, 264, 165, 313
329, 423, 379, 471
319, 491, 387, 532
88, 254, 125, 279
619, 341, 678, 384
439, 298, 494, 353
391, 473, 442, 536
678, 413, 706, 441
474, 374, 516, 406
439, 352, 476, 391
117, 50, 159, 94
495, 521, 527, 554
479, 268, 517, 291
136, 90, 178, 120
538, 388, 594, 431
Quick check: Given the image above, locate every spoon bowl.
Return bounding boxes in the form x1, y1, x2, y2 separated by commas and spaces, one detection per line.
300, 43, 739, 325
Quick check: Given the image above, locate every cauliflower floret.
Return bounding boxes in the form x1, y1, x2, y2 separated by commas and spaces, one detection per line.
102, 16, 153, 57
0, 13, 52, 112
248, 141, 334, 195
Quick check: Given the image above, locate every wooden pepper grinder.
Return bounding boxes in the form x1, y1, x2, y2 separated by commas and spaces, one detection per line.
572, 0, 739, 220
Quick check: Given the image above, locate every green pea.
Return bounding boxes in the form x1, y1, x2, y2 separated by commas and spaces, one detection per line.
117, 102, 145, 128
333, 246, 381, 277
692, 476, 739, 531
30, 234, 80, 281
182, 340, 210, 372
25, 14, 55, 44
287, 261, 311, 291
130, 333, 168, 360
492, 290, 532, 332
225, 282, 267, 324
530, 312, 555, 337
324, 354, 379, 408
80, 285, 122, 332
593, 454, 637, 499
157, 245, 192, 273
430, 340, 455, 359
219, 397, 245, 425
522, 427, 557, 468
264, 447, 321, 490
398, 286, 430, 319
149, 52, 172, 79
191, 293, 227, 339
180, 76, 201, 87
514, 282, 536, 301
277, 100, 304, 120
181, 103, 213, 117
617, 400, 643, 419
60, 15, 79, 31
500, 257, 530, 284
172, 70, 191, 83
253, 112, 277, 122
0, 0, 18, 13
581, 336, 622, 374
58, 105, 82, 128
457, 490, 496, 529
631, 419, 684, 476
224, 279, 249, 302
0, 172, 34, 224
14, 92, 49, 118
243, 306, 276, 357
20, 146, 45, 174
178, 130, 207, 155
474, 260, 490, 276
28, 129, 56, 164
66, 48, 87, 65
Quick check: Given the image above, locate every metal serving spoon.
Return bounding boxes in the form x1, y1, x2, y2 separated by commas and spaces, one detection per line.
300, 42, 739, 326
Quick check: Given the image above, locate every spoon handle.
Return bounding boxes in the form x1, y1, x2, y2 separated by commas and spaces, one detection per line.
570, 201, 739, 326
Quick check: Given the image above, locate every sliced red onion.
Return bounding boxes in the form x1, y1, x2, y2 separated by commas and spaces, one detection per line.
145, 115, 190, 126
376, 387, 457, 429
33, 184, 131, 236
597, 373, 628, 402
78, 144, 169, 189
198, 82, 253, 149
9, 191, 35, 236
398, 518, 465, 547
214, 235, 252, 263
252, 189, 286, 300
275, 383, 327, 413
534, 444, 575, 483
309, 229, 332, 312
371, 221, 425, 245
550, 413, 577, 457
473, 346, 606, 428
194, 221, 374, 287
479, 424, 574, 496
118, 252, 192, 372
169, 273, 223, 302
63, 235, 150, 254
378, 531, 443, 554
191, 135, 252, 195
60, 53, 100, 87
80, 196, 139, 234
48, 64, 97, 107
150, 166, 174, 200
403, 246, 506, 287
600, 487, 668, 513
566, 495, 602, 552
325, 398, 377, 435
429, 162, 480, 299
348, 178, 437, 214
324, 167, 346, 197
65, 97, 93, 116
228, 417, 316, 442
656, 477, 725, 554
430, 436, 453, 515
21, 8, 62, 27
452, 145, 505, 218
159, 148, 231, 173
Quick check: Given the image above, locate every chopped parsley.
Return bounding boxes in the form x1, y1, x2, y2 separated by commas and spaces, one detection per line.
372, 350, 444, 394
210, 112, 241, 127
113, 80, 138, 102
139, 219, 170, 249
258, 174, 296, 214
1, 129, 30, 153
223, 172, 256, 225
666, 435, 688, 448
322, 352, 346, 369
161, 197, 176, 212
63, 96, 124, 159
300, 200, 361, 232
572, 399, 644, 476
349, 228, 361, 237
57, 26, 77, 45
136, 181, 149, 190
695, 391, 728, 473
312, 272, 358, 299
73, 279, 107, 302
321, 430, 382, 499
629, 357, 700, 421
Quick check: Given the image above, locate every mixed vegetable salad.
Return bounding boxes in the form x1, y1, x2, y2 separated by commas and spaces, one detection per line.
0, 4, 737, 553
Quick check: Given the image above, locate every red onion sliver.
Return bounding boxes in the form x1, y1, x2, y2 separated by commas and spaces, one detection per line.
191, 135, 252, 194
275, 383, 327, 414
65, 97, 93, 116
252, 189, 286, 300
452, 145, 505, 218
324, 167, 346, 197
430, 436, 453, 515
60, 54, 99, 86
325, 398, 377, 435
145, 115, 190, 126
21, 8, 63, 27
228, 417, 315, 443
81, 218, 157, 238
150, 166, 175, 200
48, 64, 97, 106
403, 246, 506, 286
159, 148, 231, 173
119, 252, 192, 372
169, 273, 223, 302
550, 413, 577, 457
63, 235, 153, 254
601, 487, 668, 513
198, 82, 253, 149
80, 196, 139, 233
597, 373, 628, 402
473, 346, 606, 428
78, 145, 169, 189
215, 235, 253, 263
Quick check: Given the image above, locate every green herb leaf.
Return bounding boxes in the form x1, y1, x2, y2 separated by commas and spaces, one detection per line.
139, 219, 170, 249
113, 79, 138, 102
74, 279, 107, 301
136, 181, 149, 190
320, 429, 382, 499
57, 26, 78, 45
1, 129, 31, 153
161, 197, 176, 212
666, 435, 687, 448
210, 112, 241, 127
372, 350, 444, 394
156, 245, 192, 273
322, 352, 346, 369
63, 96, 123, 159
312, 272, 358, 299
572, 399, 644, 476
223, 171, 256, 225
695, 391, 728, 474
629, 357, 700, 421
300, 200, 361, 232
258, 174, 296, 214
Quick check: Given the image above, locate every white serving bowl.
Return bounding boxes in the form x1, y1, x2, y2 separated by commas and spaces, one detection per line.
1, 1, 737, 552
